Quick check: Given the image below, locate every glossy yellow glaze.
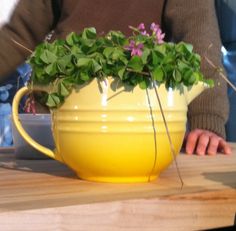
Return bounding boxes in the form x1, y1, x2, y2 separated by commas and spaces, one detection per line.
12, 79, 207, 183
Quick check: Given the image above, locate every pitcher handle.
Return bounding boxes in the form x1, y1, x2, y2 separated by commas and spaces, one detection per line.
12, 86, 56, 159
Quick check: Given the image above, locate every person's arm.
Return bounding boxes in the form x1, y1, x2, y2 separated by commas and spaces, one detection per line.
0, 0, 55, 81
163, 0, 231, 155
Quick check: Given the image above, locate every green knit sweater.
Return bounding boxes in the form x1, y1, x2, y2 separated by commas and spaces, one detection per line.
0, 0, 229, 138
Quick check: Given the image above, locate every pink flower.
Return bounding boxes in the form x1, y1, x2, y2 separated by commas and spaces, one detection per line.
141, 30, 150, 36
150, 22, 160, 33
138, 23, 145, 31
137, 23, 150, 36
125, 40, 144, 56
156, 29, 165, 44
150, 22, 165, 43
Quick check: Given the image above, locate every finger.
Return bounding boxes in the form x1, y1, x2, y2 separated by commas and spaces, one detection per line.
207, 136, 220, 155
196, 133, 210, 155
185, 130, 203, 154
219, 139, 232, 155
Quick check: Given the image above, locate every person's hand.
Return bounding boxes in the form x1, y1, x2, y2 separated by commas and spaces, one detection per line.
184, 129, 232, 155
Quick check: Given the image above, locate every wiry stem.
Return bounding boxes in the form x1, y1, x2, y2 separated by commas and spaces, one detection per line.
107, 89, 125, 101
204, 55, 236, 92
153, 82, 184, 188
11, 38, 33, 54
146, 88, 158, 182
126, 68, 150, 76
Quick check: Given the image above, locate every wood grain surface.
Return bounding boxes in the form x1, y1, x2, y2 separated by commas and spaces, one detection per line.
0, 144, 235, 231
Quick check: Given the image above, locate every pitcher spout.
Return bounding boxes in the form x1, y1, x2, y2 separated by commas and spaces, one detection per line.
184, 81, 209, 105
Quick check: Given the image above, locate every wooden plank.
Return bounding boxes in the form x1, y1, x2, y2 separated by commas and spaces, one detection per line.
0, 192, 235, 231
0, 144, 235, 230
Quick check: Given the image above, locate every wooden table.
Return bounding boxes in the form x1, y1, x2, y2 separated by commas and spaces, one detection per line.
0, 145, 236, 231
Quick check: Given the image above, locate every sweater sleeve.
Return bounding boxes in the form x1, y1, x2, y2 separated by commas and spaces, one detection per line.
163, 0, 229, 139
0, 0, 55, 80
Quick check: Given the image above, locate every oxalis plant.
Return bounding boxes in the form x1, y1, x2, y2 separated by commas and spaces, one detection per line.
27, 22, 214, 108
25, 23, 216, 185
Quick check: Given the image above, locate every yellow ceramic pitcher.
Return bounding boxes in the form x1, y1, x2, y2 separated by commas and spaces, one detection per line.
12, 79, 207, 183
